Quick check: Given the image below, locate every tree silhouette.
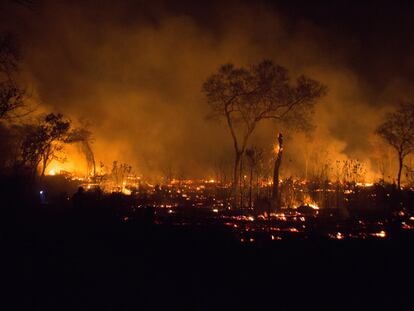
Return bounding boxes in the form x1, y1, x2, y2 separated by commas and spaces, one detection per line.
376, 102, 414, 190
245, 146, 263, 209
203, 60, 326, 207
111, 161, 132, 189
66, 125, 96, 177
0, 33, 26, 120
20, 113, 70, 177
272, 133, 283, 210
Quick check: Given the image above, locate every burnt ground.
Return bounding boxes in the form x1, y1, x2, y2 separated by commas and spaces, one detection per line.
3, 207, 414, 311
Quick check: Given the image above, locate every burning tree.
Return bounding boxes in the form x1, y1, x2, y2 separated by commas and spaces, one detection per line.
19, 113, 71, 177
203, 60, 326, 208
376, 102, 414, 190
272, 133, 283, 210
66, 124, 96, 177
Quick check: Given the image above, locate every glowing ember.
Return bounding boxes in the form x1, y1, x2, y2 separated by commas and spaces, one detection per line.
402, 222, 414, 230
372, 231, 387, 238
336, 232, 344, 240
308, 203, 319, 210
122, 188, 132, 195
356, 182, 374, 187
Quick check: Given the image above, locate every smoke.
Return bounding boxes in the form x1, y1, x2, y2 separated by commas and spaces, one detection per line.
1, 0, 412, 180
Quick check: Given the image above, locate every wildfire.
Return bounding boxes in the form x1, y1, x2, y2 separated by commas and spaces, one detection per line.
307, 203, 319, 210
372, 230, 387, 238
356, 182, 374, 187
273, 144, 280, 154
301, 195, 320, 210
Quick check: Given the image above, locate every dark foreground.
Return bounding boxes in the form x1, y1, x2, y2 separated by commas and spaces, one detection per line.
2, 207, 413, 311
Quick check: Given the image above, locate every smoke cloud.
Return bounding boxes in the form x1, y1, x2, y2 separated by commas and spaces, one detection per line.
2, 0, 413, 181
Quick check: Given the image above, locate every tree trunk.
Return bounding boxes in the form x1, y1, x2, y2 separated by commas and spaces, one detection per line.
232, 151, 241, 208
31, 158, 42, 181
249, 165, 253, 209
92, 156, 96, 176
397, 153, 403, 190
41, 146, 52, 177
272, 133, 283, 211
41, 152, 50, 177
239, 154, 244, 210
41, 155, 47, 176
84, 142, 96, 177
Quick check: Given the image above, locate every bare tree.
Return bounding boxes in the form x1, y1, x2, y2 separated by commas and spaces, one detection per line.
376, 102, 414, 190
203, 60, 326, 207
66, 125, 96, 177
111, 161, 132, 189
0, 80, 25, 119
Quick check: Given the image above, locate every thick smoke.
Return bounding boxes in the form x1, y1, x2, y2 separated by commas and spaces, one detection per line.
1, 0, 412, 181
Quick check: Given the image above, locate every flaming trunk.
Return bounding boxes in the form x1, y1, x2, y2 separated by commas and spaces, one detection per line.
272, 133, 283, 211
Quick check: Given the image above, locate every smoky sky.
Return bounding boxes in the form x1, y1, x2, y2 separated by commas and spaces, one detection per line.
1, 0, 414, 179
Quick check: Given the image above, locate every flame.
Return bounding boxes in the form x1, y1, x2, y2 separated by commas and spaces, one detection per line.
299, 195, 320, 210
372, 230, 386, 238
356, 182, 374, 187
273, 143, 279, 154
45, 159, 78, 176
